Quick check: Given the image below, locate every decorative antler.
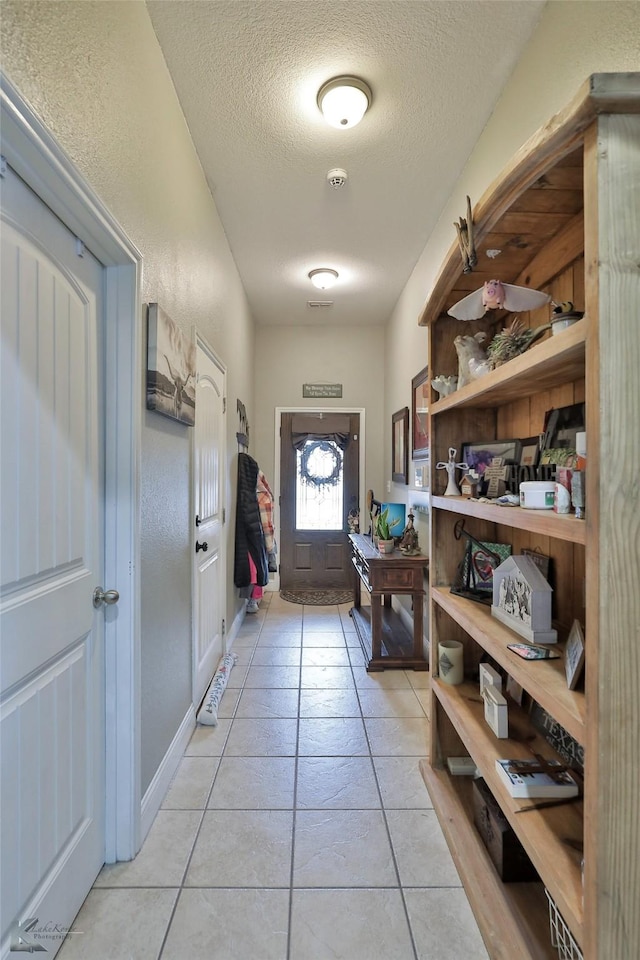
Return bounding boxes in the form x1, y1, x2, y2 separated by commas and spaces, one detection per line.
454, 196, 477, 274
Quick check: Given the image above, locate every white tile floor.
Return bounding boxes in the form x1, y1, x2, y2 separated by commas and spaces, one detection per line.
60, 593, 488, 960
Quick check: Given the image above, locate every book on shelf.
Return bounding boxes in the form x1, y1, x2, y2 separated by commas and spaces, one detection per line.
495, 758, 580, 799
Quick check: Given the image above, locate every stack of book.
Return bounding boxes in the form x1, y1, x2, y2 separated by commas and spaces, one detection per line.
495, 758, 580, 798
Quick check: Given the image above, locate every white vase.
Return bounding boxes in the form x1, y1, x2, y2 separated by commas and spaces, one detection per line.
438, 640, 464, 684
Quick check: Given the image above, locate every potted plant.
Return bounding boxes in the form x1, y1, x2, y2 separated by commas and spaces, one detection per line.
376, 508, 395, 554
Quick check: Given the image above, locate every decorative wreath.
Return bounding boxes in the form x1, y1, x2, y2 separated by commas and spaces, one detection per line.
300, 440, 343, 488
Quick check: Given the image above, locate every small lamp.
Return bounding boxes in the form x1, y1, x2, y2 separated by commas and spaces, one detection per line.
317, 76, 372, 129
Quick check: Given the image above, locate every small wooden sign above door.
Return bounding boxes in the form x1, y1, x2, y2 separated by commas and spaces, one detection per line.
302, 383, 343, 398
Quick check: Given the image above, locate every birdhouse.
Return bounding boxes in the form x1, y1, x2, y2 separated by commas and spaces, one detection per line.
491, 555, 557, 644
460, 474, 478, 498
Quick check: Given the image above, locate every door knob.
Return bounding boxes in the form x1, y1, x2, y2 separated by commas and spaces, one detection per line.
196, 541, 208, 553
93, 587, 120, 608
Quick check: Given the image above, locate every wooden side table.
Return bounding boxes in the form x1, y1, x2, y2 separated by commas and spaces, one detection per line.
348, 533, 428, 671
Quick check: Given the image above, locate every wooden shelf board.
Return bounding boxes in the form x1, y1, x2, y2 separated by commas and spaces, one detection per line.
419, 760, 557, 960
431, 319, 586, 413
432, 678, 584, 944
432, 586, 586, 742
431, 496, 586, 545
349, 604, 428, 670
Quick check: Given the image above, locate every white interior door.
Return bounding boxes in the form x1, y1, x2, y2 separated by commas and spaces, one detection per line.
1, 164, 106, 957
193, 342, 225, 708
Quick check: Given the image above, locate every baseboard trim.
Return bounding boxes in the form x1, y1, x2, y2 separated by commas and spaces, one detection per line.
226, 603, 247, 651
140, 704, 195, 844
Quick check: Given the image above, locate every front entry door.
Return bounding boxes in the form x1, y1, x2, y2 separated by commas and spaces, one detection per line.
192, 342, 225, 708
280, 412, 359, 591
1, 165, 106, 955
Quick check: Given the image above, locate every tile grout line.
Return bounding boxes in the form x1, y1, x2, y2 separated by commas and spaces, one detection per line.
353, 649, 422, 960
155, 605, 263, 960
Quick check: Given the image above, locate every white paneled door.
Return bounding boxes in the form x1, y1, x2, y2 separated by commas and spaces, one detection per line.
193, 342, 225, 708
1, 165, 106, 957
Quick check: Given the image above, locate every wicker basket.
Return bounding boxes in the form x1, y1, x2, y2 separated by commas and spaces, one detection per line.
545, 891, 583, 960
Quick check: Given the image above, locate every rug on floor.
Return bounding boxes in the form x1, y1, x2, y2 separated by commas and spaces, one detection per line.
280, 588, 353, 606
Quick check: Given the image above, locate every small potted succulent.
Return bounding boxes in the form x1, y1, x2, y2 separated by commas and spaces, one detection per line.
376, 508, 395, 554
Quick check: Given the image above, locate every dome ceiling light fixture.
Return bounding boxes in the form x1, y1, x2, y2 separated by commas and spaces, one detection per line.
317, 76, 372, 129
308, 268, 339, 290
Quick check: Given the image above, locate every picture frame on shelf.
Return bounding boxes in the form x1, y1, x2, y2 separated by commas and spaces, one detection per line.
392, 407, 409, 484
411, 365, 430, 460
565, 620, 586, 690
519, 436, 541, 468
521, 548, 551, 582
461, 439, 522, 477
540, 402, 585, 465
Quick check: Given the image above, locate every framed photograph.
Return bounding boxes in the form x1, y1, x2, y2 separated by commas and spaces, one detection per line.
146, 303, 196, 426
519, 436, 540, 467
413, 465, 424, 489
522, 548, 550, 581
565, 620, 586, 690
411, 365, 430, 459
392, 407, 409, 484
540, 402, 585, 464
461, 439, 522, 476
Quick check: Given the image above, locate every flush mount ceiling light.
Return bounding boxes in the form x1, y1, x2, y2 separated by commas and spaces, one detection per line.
308, 268, 339, 290
317, 76, 372, 129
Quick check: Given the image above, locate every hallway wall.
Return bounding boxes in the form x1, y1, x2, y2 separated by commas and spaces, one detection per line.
1, 0, 255, 795
385, 0, 640, 469
253, 323, 385, 516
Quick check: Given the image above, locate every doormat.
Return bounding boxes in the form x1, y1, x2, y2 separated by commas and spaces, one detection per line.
280, 589, 353, 606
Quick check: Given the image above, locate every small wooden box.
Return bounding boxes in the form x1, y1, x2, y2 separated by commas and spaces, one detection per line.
472, 778, 539, 882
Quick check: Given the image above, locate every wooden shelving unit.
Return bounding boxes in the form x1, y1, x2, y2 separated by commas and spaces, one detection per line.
419, 74, 640, 960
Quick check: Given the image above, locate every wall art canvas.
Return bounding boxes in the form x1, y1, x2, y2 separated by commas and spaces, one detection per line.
147, 303, 196, 426
381, 503, 406, 540
411, 366, 430, 459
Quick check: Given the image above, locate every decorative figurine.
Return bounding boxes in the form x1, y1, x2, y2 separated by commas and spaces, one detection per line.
431, 374, 458, 398
454, 332, 489, 388
448, 279, 551, 321
460, 473, 478, 498
436, 447, 469, 496
399, 512, 421, 555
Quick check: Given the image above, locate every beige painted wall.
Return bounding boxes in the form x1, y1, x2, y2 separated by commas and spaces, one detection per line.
1, 0, 255, 793
253, 323, 385, 515
386, 0, 640, 472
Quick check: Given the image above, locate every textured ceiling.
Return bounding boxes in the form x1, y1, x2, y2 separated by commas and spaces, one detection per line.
146, 0, 545, 327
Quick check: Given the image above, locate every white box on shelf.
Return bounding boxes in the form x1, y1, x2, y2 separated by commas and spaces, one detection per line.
479, 662, 502, 695
446, 756, 479, 776
482, 684, 509, 738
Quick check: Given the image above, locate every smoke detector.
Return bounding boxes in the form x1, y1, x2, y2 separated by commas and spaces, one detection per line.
327, 168, 348, 189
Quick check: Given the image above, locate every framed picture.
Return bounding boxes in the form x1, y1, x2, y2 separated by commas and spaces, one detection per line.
522, 548, 550, 581
565, 620, 586, 690
540, 402, 585, 464
392, 407, 409, 484
146, 303, 196, 426
461, 439, 522, 476
411, 365, 430, 459
519, 436, 540, 467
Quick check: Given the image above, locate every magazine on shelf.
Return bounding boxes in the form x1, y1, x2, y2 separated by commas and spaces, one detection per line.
495, 758, 580, 799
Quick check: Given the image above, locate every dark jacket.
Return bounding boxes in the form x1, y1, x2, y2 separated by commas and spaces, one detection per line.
234, 452, 269, 588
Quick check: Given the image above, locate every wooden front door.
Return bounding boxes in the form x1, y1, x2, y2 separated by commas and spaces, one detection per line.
279, 412, 360, 591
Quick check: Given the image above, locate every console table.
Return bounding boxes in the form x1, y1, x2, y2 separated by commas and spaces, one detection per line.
348, 533, 428, 671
